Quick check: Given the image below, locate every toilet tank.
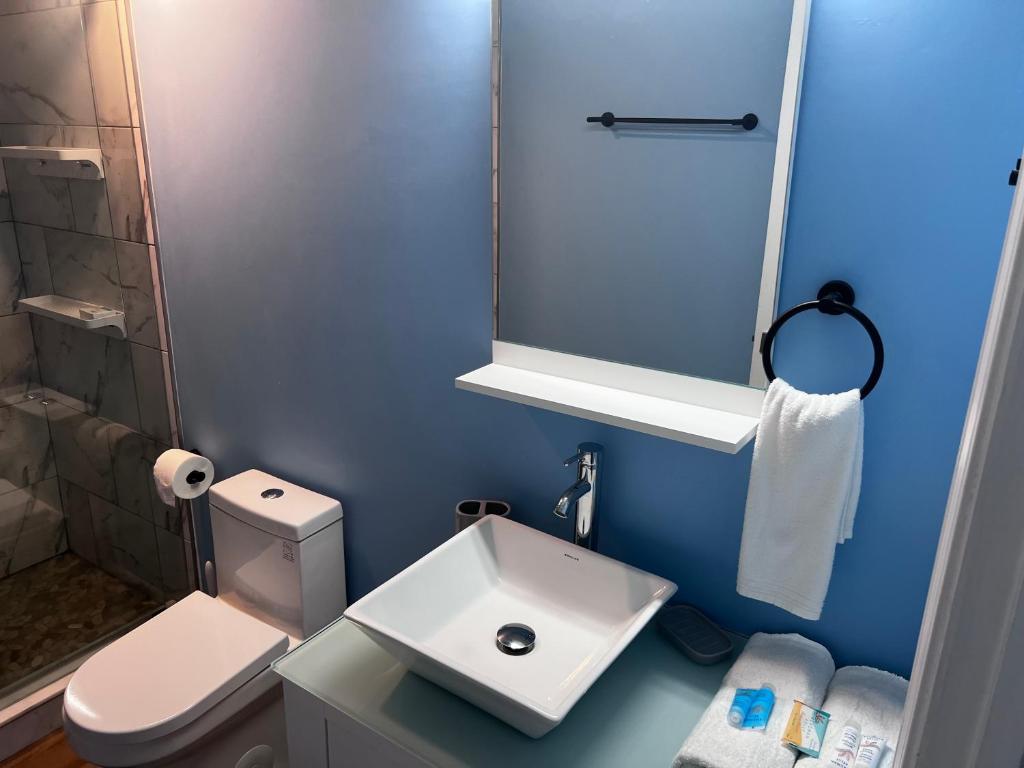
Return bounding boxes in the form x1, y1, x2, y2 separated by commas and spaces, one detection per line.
209, 470, 346, 639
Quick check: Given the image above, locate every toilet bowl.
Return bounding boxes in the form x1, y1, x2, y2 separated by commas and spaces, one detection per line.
63, 470, 346, 767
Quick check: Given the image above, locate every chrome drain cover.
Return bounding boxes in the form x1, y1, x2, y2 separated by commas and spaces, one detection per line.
496, 623, 536, 656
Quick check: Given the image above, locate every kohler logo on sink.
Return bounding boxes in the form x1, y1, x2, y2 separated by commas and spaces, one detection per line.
563, 552, 580, 562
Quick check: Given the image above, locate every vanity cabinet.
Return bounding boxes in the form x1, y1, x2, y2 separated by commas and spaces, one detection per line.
281, 683, 430, 768
272, 618, 737, 768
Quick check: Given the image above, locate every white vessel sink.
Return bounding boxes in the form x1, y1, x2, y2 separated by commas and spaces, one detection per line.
344, 516, 676, 737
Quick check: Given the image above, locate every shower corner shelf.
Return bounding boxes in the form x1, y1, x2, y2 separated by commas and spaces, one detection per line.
0, 145, 104, 180
18, 295, 126, 337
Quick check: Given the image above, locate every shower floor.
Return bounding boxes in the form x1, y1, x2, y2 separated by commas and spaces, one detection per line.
0, 553, 161, 695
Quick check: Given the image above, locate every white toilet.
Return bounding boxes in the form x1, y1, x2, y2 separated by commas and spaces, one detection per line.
63, 469, 346, 768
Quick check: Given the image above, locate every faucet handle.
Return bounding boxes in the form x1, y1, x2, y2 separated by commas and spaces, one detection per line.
563, 450, 587, 467
563, 442, 602, 468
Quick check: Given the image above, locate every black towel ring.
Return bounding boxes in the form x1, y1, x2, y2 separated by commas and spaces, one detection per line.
761, 280, 884, 399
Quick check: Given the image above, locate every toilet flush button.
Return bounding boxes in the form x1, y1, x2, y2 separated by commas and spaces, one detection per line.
235, 745, 273, 768
261, 488, 284, 499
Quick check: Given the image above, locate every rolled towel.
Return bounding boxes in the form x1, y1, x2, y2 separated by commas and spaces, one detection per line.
674, 633, 835, 768
797, 666, 908, 768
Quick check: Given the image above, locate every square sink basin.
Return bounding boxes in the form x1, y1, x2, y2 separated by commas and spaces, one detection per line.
344, 515, 677, 737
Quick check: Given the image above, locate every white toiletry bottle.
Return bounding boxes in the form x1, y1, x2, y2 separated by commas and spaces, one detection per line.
852, 735, 887, 768
826, 722, 862, 768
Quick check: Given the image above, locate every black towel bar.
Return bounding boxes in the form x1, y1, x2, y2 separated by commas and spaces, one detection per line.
586, 112, 759, 131
761, 280, 884, 399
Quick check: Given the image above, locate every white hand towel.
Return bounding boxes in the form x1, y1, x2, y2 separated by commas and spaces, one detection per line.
674, 633, 836, 768
737, 378, 864, 620
797, 666, 908, 768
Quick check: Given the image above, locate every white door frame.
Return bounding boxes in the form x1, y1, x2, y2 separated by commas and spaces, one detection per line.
897, 151, 1024, 768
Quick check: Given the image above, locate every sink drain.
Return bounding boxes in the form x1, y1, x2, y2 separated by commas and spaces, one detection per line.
496, 623, 536, 656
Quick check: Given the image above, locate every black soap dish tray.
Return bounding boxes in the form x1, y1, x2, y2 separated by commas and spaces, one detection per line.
657, 604, 734, 665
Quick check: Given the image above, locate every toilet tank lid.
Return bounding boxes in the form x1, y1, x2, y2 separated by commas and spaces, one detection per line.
209, 469, 342, 541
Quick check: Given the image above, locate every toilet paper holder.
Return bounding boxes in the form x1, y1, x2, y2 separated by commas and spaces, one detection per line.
186, 448, 206, 485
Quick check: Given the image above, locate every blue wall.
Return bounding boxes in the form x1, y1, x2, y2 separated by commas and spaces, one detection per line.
133, 0, 1024, 677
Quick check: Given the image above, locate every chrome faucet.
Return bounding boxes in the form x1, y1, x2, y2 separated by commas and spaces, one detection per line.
553, 442, 602, 550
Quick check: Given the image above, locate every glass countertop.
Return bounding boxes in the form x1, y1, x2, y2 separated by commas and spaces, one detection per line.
272, 617, 737, 767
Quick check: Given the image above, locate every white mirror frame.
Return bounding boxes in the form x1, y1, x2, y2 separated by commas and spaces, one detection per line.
458, 0, 812, 453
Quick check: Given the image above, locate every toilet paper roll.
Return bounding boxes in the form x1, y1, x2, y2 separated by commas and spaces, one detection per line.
153, 449, 214, 505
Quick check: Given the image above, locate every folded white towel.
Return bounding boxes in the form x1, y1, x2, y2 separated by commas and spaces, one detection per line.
737, 378, 864, 620
797, 666, 908, 768
674, 633, 836, 768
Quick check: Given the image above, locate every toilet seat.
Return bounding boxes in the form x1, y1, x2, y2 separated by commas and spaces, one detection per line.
64, 592, 290, 766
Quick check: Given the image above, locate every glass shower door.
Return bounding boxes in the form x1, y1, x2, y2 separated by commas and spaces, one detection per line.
0, 0, 191, 709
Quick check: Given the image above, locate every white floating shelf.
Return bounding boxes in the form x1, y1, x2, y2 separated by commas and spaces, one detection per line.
456, 362, 760, 453
0, 145, 104, 180
18, 295, 125, 336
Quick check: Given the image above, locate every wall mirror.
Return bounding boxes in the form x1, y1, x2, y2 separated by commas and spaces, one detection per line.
459, 0, 810, 451
494, 0, 808, 388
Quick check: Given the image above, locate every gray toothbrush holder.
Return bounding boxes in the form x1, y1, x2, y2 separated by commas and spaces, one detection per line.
456, 499, 511, 533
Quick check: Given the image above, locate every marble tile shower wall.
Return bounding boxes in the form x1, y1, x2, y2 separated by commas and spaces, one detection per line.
0, 0, 189, 600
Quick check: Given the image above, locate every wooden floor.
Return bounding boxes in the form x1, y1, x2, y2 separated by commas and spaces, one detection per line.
0, 731, 93, 768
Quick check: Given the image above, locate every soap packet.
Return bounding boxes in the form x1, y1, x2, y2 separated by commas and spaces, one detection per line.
781, 700, 830, 758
